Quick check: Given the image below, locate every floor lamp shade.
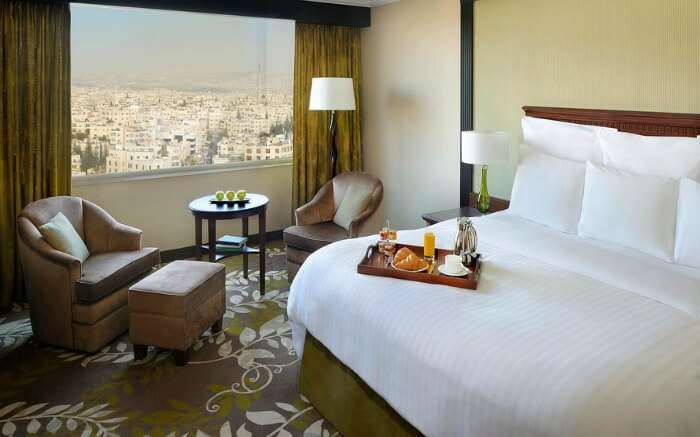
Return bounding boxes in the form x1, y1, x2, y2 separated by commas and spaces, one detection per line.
309, 78, 356, 177
309, 78, 356, 111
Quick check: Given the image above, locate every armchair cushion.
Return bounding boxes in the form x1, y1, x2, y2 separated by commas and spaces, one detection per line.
333, 185, 372, 231
75, 248, 160, 304
38, 212, 90, 262
283, 223, 348, 253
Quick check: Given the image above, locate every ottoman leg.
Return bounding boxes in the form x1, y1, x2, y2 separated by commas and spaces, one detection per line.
133, 344, 148, 361
175, 349, 190, 366
211, 318, 223, 333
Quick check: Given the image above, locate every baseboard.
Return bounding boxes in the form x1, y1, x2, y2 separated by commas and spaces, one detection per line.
161, 229, 284, 262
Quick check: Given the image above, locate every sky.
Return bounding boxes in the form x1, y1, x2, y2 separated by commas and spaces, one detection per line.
71, 4, 295, 87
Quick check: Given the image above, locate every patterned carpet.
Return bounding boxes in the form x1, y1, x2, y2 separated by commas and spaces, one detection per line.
0, 242, 338, 437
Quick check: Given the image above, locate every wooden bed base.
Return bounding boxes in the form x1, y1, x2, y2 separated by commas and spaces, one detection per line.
299, 106, 700, 436
300, 335, 422, 437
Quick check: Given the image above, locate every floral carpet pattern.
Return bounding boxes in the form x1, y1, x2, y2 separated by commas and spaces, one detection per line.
0, 243, 337, 437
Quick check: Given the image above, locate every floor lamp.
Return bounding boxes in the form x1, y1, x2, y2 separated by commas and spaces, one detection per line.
309, 77, 356, 177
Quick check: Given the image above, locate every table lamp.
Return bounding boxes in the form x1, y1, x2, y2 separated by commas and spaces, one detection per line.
309, 77, 356, 177
461, 131, 510, 213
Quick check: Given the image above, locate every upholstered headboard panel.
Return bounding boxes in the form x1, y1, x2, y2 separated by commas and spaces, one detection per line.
522, 106, 700, 138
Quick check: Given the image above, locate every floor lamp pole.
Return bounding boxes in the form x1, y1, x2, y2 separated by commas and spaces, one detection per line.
329, 109, 338, 178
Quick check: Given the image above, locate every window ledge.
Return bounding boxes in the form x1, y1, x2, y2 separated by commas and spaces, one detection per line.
71, 158, 292, 187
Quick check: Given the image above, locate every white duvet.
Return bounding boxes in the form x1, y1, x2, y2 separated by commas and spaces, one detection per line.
288, 212, 700, 437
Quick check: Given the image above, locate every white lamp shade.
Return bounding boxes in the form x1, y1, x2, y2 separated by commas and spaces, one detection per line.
309, 77, 356, 111
461, 131, 510, 165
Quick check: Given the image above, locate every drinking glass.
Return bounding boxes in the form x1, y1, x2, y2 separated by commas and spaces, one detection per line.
383, 220, 397, 255
423, 231, 435, 261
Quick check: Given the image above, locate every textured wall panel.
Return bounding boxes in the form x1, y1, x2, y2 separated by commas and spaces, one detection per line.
474, 0, 700, 198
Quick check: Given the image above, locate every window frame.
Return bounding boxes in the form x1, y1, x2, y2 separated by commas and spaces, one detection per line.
71, 157, 292, 187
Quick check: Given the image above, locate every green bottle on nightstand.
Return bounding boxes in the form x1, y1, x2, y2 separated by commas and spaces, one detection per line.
477, 165, 490, 213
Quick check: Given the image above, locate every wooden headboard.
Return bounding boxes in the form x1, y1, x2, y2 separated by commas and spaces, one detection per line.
523, 106, 700, 137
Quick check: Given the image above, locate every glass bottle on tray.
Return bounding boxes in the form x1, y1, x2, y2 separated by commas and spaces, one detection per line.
380, 219, 397, 255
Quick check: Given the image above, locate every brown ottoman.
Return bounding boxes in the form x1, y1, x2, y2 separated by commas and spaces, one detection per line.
128, 260, 225, 365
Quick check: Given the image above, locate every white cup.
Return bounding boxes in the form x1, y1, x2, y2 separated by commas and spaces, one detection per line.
444, 254, 464, 274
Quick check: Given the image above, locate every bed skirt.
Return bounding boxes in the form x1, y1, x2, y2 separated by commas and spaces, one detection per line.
299, 334, 422, 437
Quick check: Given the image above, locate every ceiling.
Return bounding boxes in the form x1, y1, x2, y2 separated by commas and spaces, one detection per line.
306, 0, 400, 7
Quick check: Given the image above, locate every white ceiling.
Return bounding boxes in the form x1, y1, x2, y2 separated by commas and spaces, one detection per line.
306, 0, 400, 7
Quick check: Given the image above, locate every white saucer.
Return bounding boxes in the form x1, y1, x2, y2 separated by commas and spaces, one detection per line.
437, 264, 471, 277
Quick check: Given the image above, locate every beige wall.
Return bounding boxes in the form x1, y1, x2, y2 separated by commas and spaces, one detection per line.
73, 164, 292, 251
362, 0, 461, 230
474, 0, 700, 199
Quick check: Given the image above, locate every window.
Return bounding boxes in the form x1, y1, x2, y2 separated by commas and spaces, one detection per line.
70, 4, 294, 178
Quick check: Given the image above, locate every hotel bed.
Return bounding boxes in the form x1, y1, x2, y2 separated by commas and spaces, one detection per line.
288, 108, 700, 437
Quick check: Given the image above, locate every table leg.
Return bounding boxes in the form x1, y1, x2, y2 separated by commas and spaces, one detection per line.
259, 207, 266, 295
133, 344, 147, 361
242, 216, 249, 279
208, 219, 217, 263
194, 216, 202, 261
175, 349, 190, 366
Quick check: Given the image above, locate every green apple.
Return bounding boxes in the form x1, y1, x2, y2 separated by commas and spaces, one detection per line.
215, 191, 225, 201
225, 190, 235, 201
236, 189, 247, 200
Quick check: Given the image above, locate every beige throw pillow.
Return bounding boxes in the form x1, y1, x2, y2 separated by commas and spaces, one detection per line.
38, 212, 90, 262
333, 186, 372, 231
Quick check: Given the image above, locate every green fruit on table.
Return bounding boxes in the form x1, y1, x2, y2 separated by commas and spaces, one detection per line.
226, 190, 235, 201
215, 191, 225, 201
236, 190, 247, 200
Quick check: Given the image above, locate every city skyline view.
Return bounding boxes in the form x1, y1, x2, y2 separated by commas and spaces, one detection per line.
70, 4, 294, 177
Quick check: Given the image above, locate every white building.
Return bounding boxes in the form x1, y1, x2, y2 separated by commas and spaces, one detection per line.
71, 154, 82, 175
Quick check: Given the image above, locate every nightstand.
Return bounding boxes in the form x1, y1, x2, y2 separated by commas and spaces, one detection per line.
422, 194, 511, 226
421, 207, 485, 226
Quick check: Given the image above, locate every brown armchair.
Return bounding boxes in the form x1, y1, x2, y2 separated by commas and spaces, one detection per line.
17, 196, 160, 352
284, 172, 383, 280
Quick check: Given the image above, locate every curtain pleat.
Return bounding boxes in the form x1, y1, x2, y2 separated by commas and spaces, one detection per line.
0, 1, 71, 307
292, 23, 362, 210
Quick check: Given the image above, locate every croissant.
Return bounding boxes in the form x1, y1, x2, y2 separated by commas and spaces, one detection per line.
395, 253, 428, 271
394, 247, 414, 264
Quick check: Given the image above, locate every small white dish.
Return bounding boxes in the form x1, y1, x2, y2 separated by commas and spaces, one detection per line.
438, 264, 471, 277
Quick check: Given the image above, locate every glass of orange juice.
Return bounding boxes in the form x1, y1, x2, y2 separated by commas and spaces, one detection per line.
423, 231, 436, 261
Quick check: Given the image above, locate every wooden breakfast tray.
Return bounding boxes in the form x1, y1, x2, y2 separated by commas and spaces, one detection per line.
357, 244, 481, 290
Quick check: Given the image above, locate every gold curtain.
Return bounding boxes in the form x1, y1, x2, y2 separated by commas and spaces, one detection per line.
0, 2, 72, 307
293, 23, 362, 209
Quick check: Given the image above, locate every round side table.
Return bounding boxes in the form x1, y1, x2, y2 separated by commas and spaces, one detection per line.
188, 193, 269, 294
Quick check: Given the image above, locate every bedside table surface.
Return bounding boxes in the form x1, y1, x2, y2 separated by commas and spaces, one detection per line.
422, 207, 484, 225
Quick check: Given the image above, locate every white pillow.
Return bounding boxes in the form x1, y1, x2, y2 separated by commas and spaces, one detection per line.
674, 178, 700, 268
599, 129, 700, 179
522, 116, 612, 163
509, 146, 586, 233
333, 185, 372, 231
38, 212, 90, 262
578, 162, 679, 261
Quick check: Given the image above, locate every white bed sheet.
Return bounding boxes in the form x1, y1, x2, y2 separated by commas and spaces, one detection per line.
288, 212, 700, 437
